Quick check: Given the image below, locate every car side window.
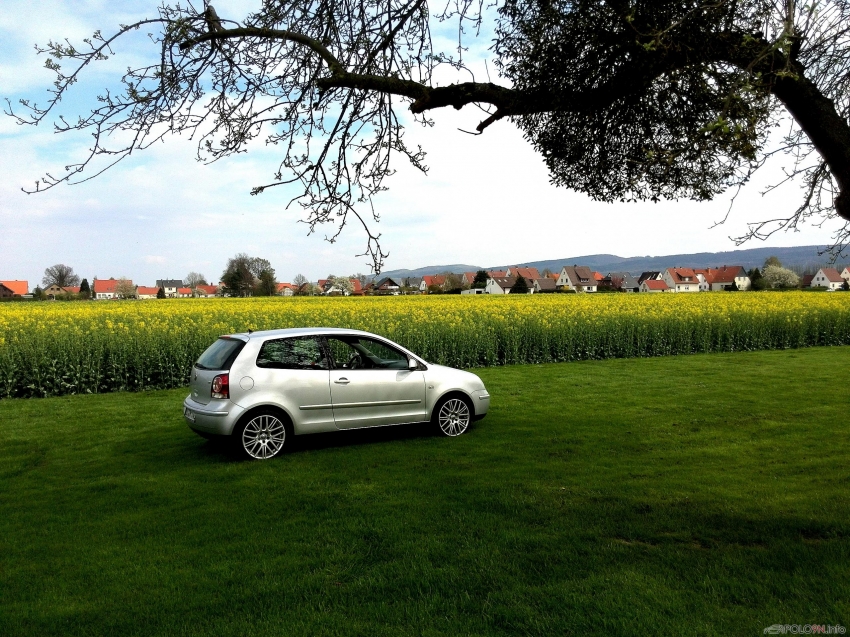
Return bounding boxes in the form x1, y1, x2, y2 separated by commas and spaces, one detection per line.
256, 337, 328, 370
326, 336, 409, 370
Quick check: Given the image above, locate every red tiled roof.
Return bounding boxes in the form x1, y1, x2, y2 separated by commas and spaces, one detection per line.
666, 268, 697, 283
707, 265, 746, 284
93, 279, 125, 294
511, 267, 542, 280
592, 271, 604, 281
196, 284, 219, 295
350, 279, 362, 293
0, 280, 28, 295
422, 275, 446, 287
819, 268, 844, 282
549, 273, 559, 281
136, 286, 159, 295
487, 270, 507, 278
643, 280, 669, 290
178, 287, 192, 295
802, 274, 815, 286
62, 286, 81, 294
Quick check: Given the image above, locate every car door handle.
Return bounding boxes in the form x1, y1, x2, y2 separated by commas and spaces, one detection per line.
334, 378, 350, 384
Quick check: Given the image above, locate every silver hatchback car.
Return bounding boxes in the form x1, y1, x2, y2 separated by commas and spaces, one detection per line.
183, 328, 490, 459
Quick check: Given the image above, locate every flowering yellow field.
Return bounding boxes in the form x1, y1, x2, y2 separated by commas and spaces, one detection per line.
2, 292, 850, 397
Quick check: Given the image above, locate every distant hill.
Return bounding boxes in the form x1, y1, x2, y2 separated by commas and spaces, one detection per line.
377, 245, 834, 280
375, 264, 483, 280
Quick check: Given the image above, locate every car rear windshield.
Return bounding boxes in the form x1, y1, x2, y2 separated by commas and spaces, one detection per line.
195, 338, 246, 371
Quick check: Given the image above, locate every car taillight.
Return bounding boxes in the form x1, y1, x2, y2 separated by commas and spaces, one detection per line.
211, 373, 229, 399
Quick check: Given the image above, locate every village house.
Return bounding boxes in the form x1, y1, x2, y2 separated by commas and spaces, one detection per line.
0, 280, 28, 298
603, 272, 640, 292
811, 267, 845, 290
485, 276, 517, 294
370, 277, 401, 295
505, 266, 542, 280
694, 269, 713, 292
841, 267, 850, 284
662, 268, 700, 293
400, 276, 423, 292
155, 279, 184, 298
194, 284, 220, 297
557, 266, 597, 292
276, 283, 296, 296
93, 278, 123, 300
703, 265, 751, 291
461, 272, 478, 287
136, 286, 160, 300
640, 279, 671, 293
638, 271, 663, 285
420, 275, 447, 292
532, 277, 557, 293
43, 284, 71, 299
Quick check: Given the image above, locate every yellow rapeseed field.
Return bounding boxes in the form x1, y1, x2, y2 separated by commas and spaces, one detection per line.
1, 292, 849, 397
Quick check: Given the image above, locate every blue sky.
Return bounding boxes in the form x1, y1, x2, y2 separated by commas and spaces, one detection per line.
0, 0, 838, 288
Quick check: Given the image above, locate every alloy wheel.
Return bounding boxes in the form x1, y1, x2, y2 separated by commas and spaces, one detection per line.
242, 414, 286, 459
438, 398, 470, 436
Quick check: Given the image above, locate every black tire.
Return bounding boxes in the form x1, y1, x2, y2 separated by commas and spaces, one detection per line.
432, 395, 473, 437
232, 408, 290, 460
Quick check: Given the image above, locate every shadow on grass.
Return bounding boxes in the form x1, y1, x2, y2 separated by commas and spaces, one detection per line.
191, 420, 441, 461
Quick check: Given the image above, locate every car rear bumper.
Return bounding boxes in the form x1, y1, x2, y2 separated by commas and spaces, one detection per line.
183, 395, 245, 437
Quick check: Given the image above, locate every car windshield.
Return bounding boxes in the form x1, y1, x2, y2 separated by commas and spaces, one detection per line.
195, 338, 246, 370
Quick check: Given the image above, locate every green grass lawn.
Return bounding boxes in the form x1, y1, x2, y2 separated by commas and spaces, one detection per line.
1, 348, 849, 636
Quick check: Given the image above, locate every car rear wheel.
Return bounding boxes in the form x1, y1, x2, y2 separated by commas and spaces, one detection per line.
234, 410, 288, 460
433, 395, 472, 437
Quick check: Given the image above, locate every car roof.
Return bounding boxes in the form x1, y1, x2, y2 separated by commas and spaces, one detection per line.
230, 327, 383, 340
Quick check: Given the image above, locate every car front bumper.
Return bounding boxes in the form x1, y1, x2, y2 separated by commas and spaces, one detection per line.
183, 395, 245, 437
472, 389, 490, 419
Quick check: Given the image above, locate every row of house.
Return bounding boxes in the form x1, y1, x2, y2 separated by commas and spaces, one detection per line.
4, 265, 850, 299
385, 264, 850, 295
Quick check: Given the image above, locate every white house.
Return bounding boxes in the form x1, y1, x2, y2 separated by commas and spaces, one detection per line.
662, 268, 700, 292
640, 279, 671, 293
420, 275, 446, 292
703, 265, 750, 291
156, 279, 184, 298
485, 276, 517, 294
841, 267, 850, 284
93, 278, 122, 300
557, 266, 597, 292
811, 268, 844, 290
136, 286, 159, 300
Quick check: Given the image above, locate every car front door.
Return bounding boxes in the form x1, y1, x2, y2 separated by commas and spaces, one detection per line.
325, 336, 426, 429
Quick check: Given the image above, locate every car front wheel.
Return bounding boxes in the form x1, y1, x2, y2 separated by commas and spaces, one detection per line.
234, 410, 288, 460
434, 396, 472, 437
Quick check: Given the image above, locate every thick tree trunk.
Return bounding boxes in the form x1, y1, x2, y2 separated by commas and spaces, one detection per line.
770, 70, 850, 221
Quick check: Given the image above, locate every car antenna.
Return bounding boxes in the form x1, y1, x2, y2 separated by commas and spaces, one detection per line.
247, 328, 253, 334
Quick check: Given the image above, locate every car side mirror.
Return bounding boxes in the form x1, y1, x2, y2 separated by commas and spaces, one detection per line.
408, 358, 418, 371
